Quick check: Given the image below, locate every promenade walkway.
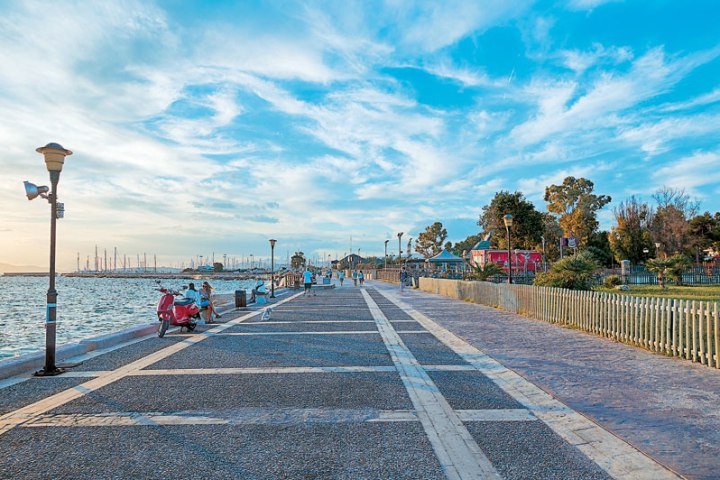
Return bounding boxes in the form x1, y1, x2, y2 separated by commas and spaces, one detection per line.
0, 281, 699, 479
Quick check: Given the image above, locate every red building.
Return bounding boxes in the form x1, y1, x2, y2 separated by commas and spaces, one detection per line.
470, 248, 543, 273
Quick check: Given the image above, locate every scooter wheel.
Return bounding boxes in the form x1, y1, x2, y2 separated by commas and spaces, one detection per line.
158, 319, 170, 338
187, 323, 196, 332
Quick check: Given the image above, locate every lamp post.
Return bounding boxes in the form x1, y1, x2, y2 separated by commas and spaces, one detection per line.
503, 214, 513, 284
24, 143, 72, 376
397, 232, 403, 264
384, 240, 389, 269
269, 239, 276, 298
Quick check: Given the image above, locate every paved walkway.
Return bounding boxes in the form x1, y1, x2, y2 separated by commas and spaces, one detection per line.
0, 282, 695, 479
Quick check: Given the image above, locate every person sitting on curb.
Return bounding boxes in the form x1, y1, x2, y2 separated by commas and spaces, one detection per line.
184, 283, 204, 324
201, 281, 222, 323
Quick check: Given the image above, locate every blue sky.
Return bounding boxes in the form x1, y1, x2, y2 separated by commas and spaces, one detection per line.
1, 0, 719, 271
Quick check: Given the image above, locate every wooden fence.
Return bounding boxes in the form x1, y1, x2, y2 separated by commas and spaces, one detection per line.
418, 278, 720, 369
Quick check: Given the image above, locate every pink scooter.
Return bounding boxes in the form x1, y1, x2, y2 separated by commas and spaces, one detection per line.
156, 287, 200, 337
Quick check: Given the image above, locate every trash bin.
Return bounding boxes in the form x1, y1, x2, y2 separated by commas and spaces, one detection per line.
235, 290, 247, 308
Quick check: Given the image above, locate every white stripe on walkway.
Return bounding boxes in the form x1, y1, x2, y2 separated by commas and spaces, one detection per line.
374, 288, 680, 480
35, 364, 478, 379
16, 408, 535, 428
212, 330, 429, 336
361, 289, 501, 480
242, 320, 417, 324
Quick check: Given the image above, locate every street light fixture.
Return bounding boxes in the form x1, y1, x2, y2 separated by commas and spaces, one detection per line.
503, 214, 513, 284
25, 142, 73, 376
384, 240, 389, 269
269, 239, 277, 298
397, 232, 403, 264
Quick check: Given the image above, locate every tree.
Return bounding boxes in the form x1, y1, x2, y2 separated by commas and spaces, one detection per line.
290, 252, 306, 269
533, 251, 598, 290
478, 191, 544, 250
466, 262, 503, 281
608, 196, 655, 264
544, 177, 611, 248
586, 231, 614, 268
650, 187, 699, 257
542, 213, 564, 262
689, 212, 720, 260
646, 254, 691, 288
451, 234, 481, 256
213, 262, 224, 272
415, 222, 448, 258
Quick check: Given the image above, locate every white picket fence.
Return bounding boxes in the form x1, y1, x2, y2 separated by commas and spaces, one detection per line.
418, 278, 720, 369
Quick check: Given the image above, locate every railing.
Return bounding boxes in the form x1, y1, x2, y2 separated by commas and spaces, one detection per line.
375, 268, 401, 284
279, 272, 303, 289
419, 278, 720, 369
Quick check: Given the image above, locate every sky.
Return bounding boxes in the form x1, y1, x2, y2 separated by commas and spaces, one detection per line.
1, 0, 719, 271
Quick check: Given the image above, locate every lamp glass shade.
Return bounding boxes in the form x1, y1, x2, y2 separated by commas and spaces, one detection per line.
36, 143, 72, 172
269, 239, 277, 247
503, 214, 514, 228
24, 181, 49, 200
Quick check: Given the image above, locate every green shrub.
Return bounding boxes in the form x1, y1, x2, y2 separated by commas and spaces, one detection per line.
534, 251, 598, 290
603, 275, 622, 288
466, 262, 504, 281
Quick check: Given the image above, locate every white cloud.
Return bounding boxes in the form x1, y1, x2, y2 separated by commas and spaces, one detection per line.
651, 151, 720, 196
565, 0, 622, 11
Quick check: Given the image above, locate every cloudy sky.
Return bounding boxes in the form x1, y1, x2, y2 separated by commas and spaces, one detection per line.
1, 0, 719, 271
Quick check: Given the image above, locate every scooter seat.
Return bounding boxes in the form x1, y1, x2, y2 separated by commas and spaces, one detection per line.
174, 298, 194, 306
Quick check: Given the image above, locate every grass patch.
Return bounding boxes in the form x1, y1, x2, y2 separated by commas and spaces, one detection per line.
595, 284, 720, 302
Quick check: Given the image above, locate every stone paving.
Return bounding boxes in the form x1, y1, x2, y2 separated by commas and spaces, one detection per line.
382, 281, 720, 480
0, 282, 688, 479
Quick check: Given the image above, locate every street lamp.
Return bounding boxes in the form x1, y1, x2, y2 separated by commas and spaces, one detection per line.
269, 239, 277, 298
384, 240, 389, 269
655, 242, 663, 258
25, 142, 72, 376
397, 232, 403, 264
503, 214, 513, 284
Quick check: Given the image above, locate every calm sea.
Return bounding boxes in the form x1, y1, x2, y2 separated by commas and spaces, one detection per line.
0, 276, 256, 361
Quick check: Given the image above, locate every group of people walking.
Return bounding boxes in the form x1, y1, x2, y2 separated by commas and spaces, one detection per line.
337, 269, 364, 286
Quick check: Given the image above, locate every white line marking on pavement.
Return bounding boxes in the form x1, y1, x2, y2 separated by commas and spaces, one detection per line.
132, 366, 399, 375
0, 292, 305, 437
374, 288, 681, 480
361, 289, 501, 480
241, 320, 417, 324
212, 330, 429, 336
15, 408, 536, 428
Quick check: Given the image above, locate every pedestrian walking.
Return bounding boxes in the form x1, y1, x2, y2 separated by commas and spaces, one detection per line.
352, 270, 358, 286
358, 270, 364, 286
339, 270, 345, 286
303, 268, 313, 295
399, 268, 408, 292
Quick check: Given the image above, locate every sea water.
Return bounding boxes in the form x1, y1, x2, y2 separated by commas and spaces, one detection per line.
0, 276, 256, 361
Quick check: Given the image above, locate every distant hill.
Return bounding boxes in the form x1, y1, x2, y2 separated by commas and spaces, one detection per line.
0, 262, 45, 274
